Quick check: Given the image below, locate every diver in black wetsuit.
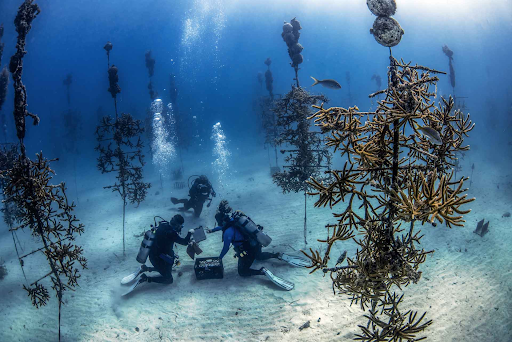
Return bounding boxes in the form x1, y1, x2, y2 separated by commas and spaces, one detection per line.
128, 215, 194, 290
171, 175, 216, 217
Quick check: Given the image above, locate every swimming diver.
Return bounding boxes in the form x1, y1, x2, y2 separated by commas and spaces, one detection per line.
121, 214, 194, 295
171, 175, 216, 217
207, 200, 309, 290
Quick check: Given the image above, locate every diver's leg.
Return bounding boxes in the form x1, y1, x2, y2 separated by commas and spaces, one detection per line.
148, 263, 174, 284
193, 201, 204, 217
180, 199, 194, 211
148, 254, 174, 284
255, 245, 279, 261
171, 197, 188, 204
238, 245, 264, 277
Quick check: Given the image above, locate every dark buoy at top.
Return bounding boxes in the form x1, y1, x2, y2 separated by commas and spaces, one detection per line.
367, 0, 397, 17
264, 58, 271, 67
104, 41, 113, 53
370, 16, 404, 47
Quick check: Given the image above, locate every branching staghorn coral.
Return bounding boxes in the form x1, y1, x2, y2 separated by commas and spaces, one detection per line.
302, 55, 474, 341
2, 2, 87, 341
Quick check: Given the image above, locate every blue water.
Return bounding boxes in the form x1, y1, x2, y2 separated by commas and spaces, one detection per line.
0, 0, 511, 341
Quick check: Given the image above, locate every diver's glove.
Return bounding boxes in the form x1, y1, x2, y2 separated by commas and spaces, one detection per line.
205, 228, 212, 234
188, 229, 195, 234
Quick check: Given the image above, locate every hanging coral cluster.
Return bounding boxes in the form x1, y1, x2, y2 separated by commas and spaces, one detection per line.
272, 87, 331, 193
281, 18, 303, 86
3, 3, 87, 341
145, 50, 157, 100
264, 57, 274, 100
442, 45, 456, 90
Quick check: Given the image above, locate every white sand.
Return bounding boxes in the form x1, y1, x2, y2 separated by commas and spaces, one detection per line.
0, 147, 511, 342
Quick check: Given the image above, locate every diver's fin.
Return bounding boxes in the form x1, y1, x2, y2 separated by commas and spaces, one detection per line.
278, 253, 311, 268
261, 267, 294, 291
121, 265, 145, 285
122, 274, 147, 296
310, 76, 319, 87
170, 197, 179, 204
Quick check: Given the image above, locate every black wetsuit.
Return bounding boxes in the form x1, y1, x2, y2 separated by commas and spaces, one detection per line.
147, 222, 192, 284
172, 178, 215, 217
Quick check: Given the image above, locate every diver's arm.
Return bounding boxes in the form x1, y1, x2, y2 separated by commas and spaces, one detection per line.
210, 226, 223, 233
219, 229, 233, 259
174, 231, 193, 246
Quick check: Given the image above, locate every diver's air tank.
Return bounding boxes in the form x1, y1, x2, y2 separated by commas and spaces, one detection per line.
136, 228, 156, 264
236, 215, 272, 247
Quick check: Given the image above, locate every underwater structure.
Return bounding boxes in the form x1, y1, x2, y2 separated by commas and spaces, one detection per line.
2, 2, 87, 341
258, 58, 281, 174
95, 43, 151, 256
145, 50, 157, 100
302, 1, 475, 340
281, 17, 303, 86
273, 18, 332, 245
442, 45, 455, 93
264, 57, 274, 100
0, 24, 9, 143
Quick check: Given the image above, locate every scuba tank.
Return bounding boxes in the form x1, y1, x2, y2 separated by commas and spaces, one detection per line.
136, 227, 156, 264
233, 212, 272, 247
136, 216, 168, 264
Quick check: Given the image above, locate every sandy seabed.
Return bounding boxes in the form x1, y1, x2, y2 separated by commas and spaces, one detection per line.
0, 148, 511, 342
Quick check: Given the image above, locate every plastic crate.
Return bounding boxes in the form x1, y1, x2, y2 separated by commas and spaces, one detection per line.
194, 257, 224, 280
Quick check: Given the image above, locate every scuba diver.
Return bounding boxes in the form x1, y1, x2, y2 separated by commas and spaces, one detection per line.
171, 175, 216, 217
121, 214, 194, 296
207, 200, 310, 290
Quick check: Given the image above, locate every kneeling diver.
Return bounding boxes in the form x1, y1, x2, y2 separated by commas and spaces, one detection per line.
121, 214, 194, 295
208, 201, 309, 290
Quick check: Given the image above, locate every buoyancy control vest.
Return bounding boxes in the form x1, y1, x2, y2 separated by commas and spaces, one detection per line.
232, 211, 272, 247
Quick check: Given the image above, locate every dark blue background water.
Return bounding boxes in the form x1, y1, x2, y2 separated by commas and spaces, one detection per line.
0, 0, 511, 173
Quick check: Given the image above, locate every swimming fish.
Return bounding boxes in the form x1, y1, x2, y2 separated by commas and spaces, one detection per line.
310, 76, 341, 89
414, 122, 442, 145
336, 250, 347, 265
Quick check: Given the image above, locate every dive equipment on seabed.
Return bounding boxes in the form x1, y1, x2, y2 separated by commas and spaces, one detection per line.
261, 267, 294, 291
278, 253, 311, 267
194, 257, 224, 280
233, 213, 272, 247
121, 265, 146, 285
122, 274, 146, 296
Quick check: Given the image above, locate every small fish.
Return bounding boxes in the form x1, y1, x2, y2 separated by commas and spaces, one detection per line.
336, 250, 347, 265
310, 76, 341, 89
414, 123, 442, 145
